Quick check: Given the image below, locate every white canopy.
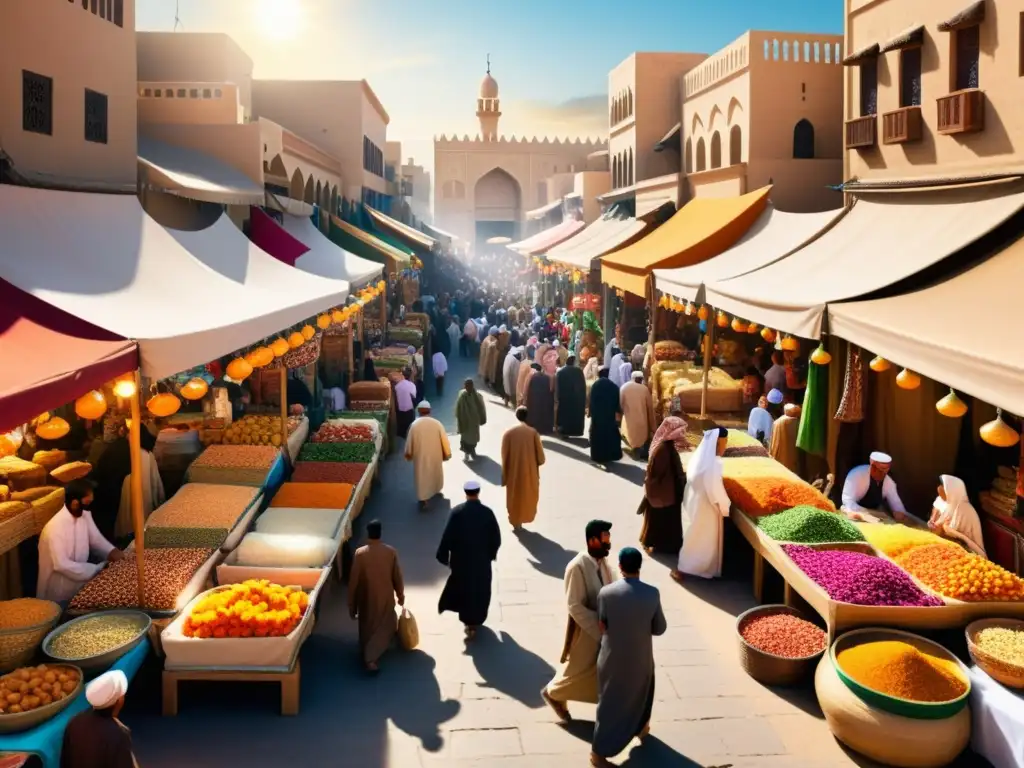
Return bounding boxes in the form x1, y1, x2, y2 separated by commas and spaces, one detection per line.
525, 198, 564, 220
702, 185, 1024, 338
0, 185, 348, 379
280, 215, 383, 289
546, 213, 647, 270
654, 205, 845, 303
137, 136, 266, 206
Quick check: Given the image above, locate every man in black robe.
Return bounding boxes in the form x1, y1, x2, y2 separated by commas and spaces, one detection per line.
524, 363, 555, 435
589, 367, 623, 466
61, 669, 136, 768
555, 354, 586, 437
436, 480, 502, 640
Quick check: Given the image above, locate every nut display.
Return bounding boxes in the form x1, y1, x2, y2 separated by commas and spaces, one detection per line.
190, 445, 279, 470
144, 526, 229, 550
68, 548, 213, 612
147, 484, 258, 530
47, 614, 147, 660
0, 665, 80, 714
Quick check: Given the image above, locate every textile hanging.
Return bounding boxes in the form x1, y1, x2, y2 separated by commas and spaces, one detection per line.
834, 342, 866, 423
797, 360, 828, 457
248, 207, 310, 267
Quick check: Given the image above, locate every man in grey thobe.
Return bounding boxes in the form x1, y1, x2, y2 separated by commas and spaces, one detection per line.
591, 547, 667, 766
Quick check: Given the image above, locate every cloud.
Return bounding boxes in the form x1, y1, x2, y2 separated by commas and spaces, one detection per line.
506, 94, 608, 139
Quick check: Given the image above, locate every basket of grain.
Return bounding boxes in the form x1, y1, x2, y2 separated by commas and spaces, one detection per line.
966, 617, 1024, 689
0, 599, 61, 672
43, 610, 151, 672
735, 604, 826, 686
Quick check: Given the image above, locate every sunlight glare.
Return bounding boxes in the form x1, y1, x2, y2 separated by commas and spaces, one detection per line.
254, 0, 302, 41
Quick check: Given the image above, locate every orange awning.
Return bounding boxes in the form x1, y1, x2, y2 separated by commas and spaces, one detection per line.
600, 186, 771, 296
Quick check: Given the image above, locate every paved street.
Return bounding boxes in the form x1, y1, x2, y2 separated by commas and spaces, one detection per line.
125, 352, 879, 767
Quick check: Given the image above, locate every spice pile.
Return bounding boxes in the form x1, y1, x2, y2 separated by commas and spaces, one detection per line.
896, 544, 1024, 602
183, 580, 310, 638
187, 444, 280, 487
0, 598, 59, 630
974, 625, 1024, 666
311, 423, 374, 443
144, 526, 229, 550
68, 548, 213, 612
147, 483, 258, 530
836, 638, 967, 702
291, 461, 369, 485
298, 442, 377, 464
757, 506, 865, 544
47, 613, 147, 660
856, 524, 956, 558
782, 545, 942, 607
0, 665, 79, 714
739, 611, 826, 658
723, 458, 835, 517
270, 482, 353, 510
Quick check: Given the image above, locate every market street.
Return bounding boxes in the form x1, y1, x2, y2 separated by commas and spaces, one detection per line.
121, 351, 881, 768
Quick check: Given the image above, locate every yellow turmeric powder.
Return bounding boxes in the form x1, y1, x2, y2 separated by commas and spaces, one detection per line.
836, 639, 967, 702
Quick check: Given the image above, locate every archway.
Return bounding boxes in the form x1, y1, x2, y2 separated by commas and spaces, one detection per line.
793, 119, 815, 159
266, 155, 288, 181
696, 138, 707, 172
303, 176, 314, 204
729, 125, 742, 165
473, 167, 522, 248
710, 132, 722, 169
684, 138, 693, 174
289, 168, 305, 200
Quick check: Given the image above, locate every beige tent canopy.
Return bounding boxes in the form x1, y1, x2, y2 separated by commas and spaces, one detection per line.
546, 211, 648, 270
0, 185, 348, 379
281, 214, 383, 289
829, 233, 1024, 416
702, 185, 1024, 339
137, 136, 266, 206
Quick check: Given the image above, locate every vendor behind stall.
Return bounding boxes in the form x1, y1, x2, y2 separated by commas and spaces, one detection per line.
929, 475, 986, 557
841, 452, 911, 523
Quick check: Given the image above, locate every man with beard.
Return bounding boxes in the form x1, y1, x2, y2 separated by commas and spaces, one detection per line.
542, 520, 614, 722
555, 354, 586, 437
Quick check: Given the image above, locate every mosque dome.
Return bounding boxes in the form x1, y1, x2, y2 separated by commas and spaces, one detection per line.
479, 73, 499, 99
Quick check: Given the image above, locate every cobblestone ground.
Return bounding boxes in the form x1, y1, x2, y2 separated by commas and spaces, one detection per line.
124, 353, 912, 767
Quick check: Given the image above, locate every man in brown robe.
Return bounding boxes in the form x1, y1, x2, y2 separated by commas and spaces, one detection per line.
61, 670, 136, 768
620, 371, 656, 458
769, 403, 802, 476
348, 519, 406, 672
501, 406, 546, 530
516, 354, 535, 407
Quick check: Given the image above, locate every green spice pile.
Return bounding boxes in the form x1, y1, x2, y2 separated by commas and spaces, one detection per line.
48, 614, 147, 659
298, 442, 377, 464
757, 505, 865, 544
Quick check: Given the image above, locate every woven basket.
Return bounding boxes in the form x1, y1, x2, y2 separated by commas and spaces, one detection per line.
0, 600, 61, 672
0, 511, 37, 556
0, 458, 46, 491
32, 488, 66, 530
966, 617, 1024, 689
735, 604, 825, 686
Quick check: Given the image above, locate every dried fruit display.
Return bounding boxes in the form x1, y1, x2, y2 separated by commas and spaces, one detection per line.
187, 444, 280, 486
0, 664, 80, 714
311, 423, 374, 443
291, 461, 370, 485
68, 549, 213, 612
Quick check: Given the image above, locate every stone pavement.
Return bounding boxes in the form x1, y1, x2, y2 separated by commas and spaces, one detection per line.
123, 353, 889, 767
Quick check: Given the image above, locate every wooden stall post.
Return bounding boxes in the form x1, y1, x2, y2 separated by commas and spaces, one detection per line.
347, 320, 355, 383
127, 370, 146, 608
279, 365, 288, 450
700, 316, 714, 420
379, 284, 387, 329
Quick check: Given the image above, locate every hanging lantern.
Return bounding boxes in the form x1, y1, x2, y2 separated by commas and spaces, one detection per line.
147, 392, 181, 418
896, 368, 921, 390
716, 311, 729, 328
301, 325, 315, 341
316, 314, 331, 330
112, 376, 137, 399
697, 305, 709, 321
935, 389, 967, 418
761, 327, 776, 343
331, 309, 345, 324
180, 378, 209, 401
270, 338, 290, 358
251, 346, 274, 368
981, 410, 1021, 448
810, 344, 832, 365
74, 390, 108, 420
780, 336, 799, 352
36, 417, 70, 441
288, 331, 305, 349
747, 322, 759, 334
35, 412, 51, 425
226, 356, 254, 381
731, 317, 748, 333
869, 356, 891, 373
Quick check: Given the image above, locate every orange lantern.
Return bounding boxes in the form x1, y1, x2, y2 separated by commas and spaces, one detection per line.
74, 390, 108, 420
331, 309, 345, 324
301, 324, 315, 341
760, 327, 776, 343
980, 410, 1021, 448
288, 332, 305, 349
716, 311, 729, 328
780, 336, 799, 352
180, 378, 209, 401
810, 344, 832, 365
896, 369, 921, 390
316, 314, 331, 330
226, 357, 254, 381
271, 338, 290, 358
935, 389, 967, 418
147, 392, 181, 418
251, 346, 274, 368
697, 305, 709, 321
869, 356, 891, 373
35, 412, 51, 425
731, 317, 748, 333
747, 322, 759, 334
36, 417, 71, 441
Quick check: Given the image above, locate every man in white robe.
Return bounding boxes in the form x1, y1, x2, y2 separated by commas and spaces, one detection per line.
502, 348, 523, 408
404, 401, 452, 511
673, 428, 731, 580
608, 348, 630, 388
840, 451, 910, 523
38, 479, 123, 603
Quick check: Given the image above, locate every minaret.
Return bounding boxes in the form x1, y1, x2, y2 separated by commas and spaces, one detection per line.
476, 55, 501, 141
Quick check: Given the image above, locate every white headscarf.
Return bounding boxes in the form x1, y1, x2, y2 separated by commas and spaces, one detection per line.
86, 670, 128, 709
687, 429, 728, 515
933, 475, 986, 557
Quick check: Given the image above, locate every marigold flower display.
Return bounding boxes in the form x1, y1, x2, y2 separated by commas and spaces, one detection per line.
183, 580, 310, 639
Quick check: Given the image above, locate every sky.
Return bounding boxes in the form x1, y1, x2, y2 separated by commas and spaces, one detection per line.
137, 0, 843, 174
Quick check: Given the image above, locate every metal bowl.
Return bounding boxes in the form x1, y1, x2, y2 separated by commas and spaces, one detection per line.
0, 663, 83, 734
42, 611, 151, 672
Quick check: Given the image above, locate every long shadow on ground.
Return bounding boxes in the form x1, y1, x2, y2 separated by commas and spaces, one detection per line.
463, 627, 555, 707
514, 528, 576, 579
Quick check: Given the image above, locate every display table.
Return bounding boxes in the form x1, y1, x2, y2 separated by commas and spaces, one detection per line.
968, 665, 1024, 768
162, 660, 300, 716
0, 639, 150, 768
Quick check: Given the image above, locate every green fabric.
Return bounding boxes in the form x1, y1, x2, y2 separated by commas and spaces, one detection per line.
796, 361, 828, 457
455, 390, 486, 446
366, 221, 416, 256
328, 219, 388, 267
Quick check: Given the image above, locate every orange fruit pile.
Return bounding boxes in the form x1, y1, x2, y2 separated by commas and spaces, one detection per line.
183, 579, 310, 639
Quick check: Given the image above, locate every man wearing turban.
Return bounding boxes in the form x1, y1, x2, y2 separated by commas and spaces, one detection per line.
61, 669, 136, 767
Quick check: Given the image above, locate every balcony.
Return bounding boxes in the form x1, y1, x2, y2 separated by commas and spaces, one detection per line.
845, 115, 877, 149
882, 106, 923, 145
937, 89, 984, 135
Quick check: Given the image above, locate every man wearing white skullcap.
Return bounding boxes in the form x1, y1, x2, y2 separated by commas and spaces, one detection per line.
840, 451, 911, 523
62, 669, 135, 767
405, 400, 451, 510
